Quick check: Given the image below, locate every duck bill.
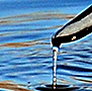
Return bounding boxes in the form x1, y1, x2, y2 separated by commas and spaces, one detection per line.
51, 4, 92, 48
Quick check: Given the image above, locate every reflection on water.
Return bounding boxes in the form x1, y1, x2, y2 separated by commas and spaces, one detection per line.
0, 12, 75, 25
0, 81, 31, 91
0, 1, 92, 91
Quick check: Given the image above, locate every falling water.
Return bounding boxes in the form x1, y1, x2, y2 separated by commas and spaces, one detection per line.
52, 47, 59, 89
0, 1, 92, 91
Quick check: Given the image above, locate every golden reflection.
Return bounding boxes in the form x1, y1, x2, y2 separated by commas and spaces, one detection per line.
0, 12, 75, 25
0, 42, 32, 47
0, 38, 50, 48
71, 76, 92, 83
0, 81, 33, 91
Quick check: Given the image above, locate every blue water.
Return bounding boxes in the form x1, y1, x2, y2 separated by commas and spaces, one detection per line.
0, 0, 92, 91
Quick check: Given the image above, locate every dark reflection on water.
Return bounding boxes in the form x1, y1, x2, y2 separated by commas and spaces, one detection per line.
0, 0, 92, 91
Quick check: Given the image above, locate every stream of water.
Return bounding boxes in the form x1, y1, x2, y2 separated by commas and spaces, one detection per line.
0, 0, 92, 91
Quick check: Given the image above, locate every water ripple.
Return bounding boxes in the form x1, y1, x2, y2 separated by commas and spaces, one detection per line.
0, 2, 92, 91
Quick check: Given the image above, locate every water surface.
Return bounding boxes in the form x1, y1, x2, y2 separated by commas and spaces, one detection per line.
0, 0, 92, 91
